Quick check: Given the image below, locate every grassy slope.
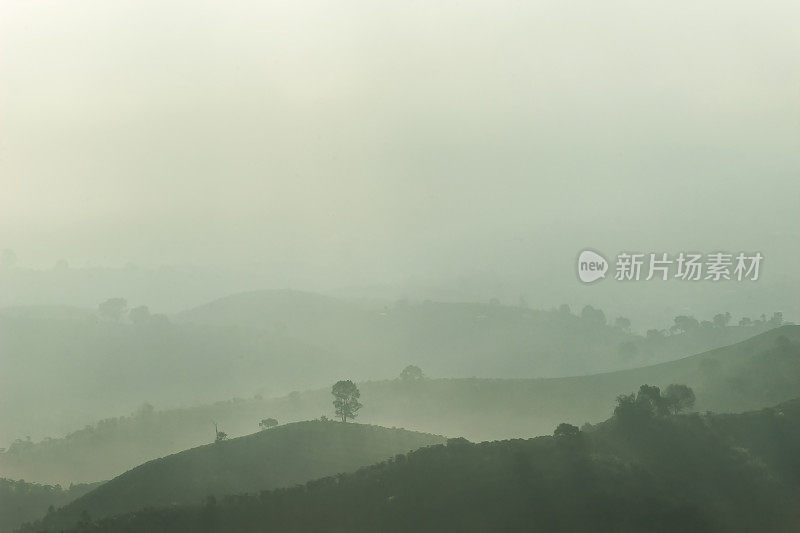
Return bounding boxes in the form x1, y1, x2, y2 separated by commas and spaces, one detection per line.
346, 323, 799, 440
1, 326, 795, 485
32, 422, 444, 532
34, 400, 800, 533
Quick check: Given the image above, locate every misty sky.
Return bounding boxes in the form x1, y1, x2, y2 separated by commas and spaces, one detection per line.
1, 1, 798, 302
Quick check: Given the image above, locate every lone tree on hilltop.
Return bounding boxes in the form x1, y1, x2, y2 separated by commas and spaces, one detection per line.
400, 365, 424, 381
259, 418, 278, 430
332, 380, 362, 422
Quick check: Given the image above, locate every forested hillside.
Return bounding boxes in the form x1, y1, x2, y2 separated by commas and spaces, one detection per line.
28, 398, 800, 533
24, 422, 444, 532
0, 479, 100, 533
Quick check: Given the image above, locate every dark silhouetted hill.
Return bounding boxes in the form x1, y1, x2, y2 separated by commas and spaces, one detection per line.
28, 422, 443, 531
0, 479, 100, 533
28, 399, 800, 533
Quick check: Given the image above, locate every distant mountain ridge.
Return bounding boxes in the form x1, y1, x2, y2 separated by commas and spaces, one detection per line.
174, 289, 774, 378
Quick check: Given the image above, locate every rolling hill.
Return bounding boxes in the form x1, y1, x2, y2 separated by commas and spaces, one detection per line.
2, 290, 768, 450
27, 422, 444, 532
2, 325, 795, 486
26, 399, 800, 533
268, 323, 798, 441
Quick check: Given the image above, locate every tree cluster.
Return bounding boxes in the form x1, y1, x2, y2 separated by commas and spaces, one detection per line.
614, 384, 696, 422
